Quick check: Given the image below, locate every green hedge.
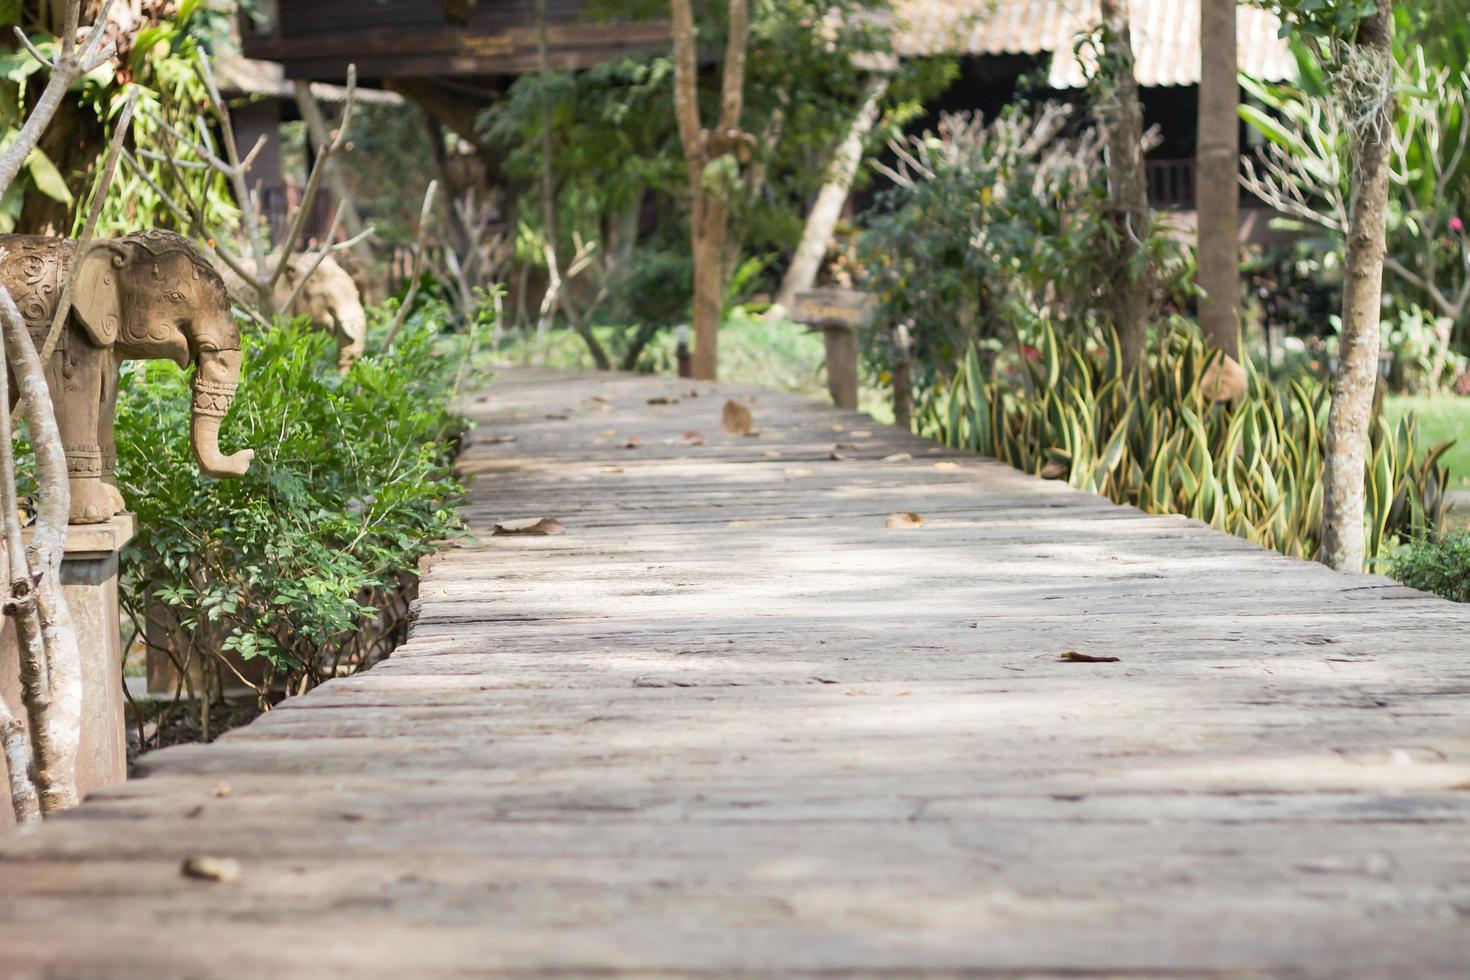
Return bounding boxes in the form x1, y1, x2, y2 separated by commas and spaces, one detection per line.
115, 316, 467, 694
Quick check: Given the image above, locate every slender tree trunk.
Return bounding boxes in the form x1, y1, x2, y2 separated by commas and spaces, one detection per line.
1320, 9, 1395, 573
1197, 0, 1240, 359
294, 81, 374, 270
1099, 0, 1153, 373
671, 0, 750, 381
774, 75, 888, 314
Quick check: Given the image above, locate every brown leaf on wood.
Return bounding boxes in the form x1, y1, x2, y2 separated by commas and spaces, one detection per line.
647, 396, 680, 405
829, 451, 848, 461
882, 452, 912, 463
1058, 651, 1119, 663
933, 461, 959, 471
181, 856, 240, 883
834, 442, 857, 450
1039, 460, 1068, 479
722, 399, 755, 435
492, 517, 565, 536
679, 430, 705, 446
1200, 352, 1248, 403
885, 512, 924, 528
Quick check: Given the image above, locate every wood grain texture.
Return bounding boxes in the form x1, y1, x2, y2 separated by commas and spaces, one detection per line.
2, 367, 1468, 977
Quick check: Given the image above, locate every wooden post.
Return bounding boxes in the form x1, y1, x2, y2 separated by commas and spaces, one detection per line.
822, 325, 859, 410
892, 320, 913, 430
791, 288, 874, 411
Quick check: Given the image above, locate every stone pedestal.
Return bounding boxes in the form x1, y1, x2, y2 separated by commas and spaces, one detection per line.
1, 515, 132, 825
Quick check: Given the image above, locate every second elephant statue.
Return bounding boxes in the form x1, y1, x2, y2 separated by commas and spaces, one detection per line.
217, 253, 367, 370
0, 229, 254, 524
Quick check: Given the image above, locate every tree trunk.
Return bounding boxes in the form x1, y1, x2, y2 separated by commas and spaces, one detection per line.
691, 199, 728, 380
1320, 9, 1395, 573
1099, 0, 1152, 373
670, 0, 750, 382
1196, 0, 1240, 359
294, 81, 374, 269
773, 75, 888, 314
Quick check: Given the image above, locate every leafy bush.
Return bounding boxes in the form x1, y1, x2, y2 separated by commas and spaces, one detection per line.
916, 322, 1453, 562
1388, 532, 1470, 602
858, 104, 1192, 385
115, 316, 466, 698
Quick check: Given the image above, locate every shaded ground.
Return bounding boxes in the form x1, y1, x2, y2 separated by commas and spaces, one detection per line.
1, 367, 1468, 977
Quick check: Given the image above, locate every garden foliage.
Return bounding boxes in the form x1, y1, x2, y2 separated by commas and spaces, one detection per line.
114, 312, 466, 695
1388, 531, 1470, 603
858, 104, 1190, 387
915, 321, 1453, 563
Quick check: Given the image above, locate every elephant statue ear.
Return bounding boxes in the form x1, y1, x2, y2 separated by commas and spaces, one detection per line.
70, 242, 126, 347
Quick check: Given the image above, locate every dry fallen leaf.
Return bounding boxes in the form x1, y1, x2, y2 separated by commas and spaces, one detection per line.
829, 451, 848, 461
181, 856, 240, 883
492, 517, 565, 536
933, 461, 959, 471
762, 450, 782, 458
1039, 460, 1068, 479
679, 430, 705, 446
834, 442, 857, 451
885, 512, 924, 528
882, 453, 912, 463
722, 399, 755, 436
1058, 651, 1120, 663
647, 396, 679, 405
600, 466, 624, 474
831, 423, 846, 432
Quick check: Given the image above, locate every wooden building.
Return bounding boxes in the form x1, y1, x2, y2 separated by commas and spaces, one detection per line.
242, 0, 671, 81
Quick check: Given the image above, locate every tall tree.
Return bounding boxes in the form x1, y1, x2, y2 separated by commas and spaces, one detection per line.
772, 73, 889, 315
1197, 0, 1240, 359
670, 0, 751, 381
1320, 5, 1396, 572
1097, 0, 1153, 373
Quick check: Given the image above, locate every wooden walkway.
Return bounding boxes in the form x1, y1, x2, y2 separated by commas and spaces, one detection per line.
3, 367, 1470, 977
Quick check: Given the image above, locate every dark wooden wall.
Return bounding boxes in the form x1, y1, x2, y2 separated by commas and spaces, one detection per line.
244, 0, 669, 82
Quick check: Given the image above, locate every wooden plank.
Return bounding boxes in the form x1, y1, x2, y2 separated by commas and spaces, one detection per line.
1, 366, 1468, 977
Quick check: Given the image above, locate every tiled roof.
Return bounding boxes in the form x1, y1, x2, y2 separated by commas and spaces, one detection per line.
893, 0, 1295, 88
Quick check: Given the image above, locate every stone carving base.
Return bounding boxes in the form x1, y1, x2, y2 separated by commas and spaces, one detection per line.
1, 515, 133, 826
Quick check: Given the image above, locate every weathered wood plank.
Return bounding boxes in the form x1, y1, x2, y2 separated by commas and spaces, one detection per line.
1, 366, 1468, 977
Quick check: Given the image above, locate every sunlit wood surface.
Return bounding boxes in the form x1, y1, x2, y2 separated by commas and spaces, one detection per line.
2, 367, 1468, 977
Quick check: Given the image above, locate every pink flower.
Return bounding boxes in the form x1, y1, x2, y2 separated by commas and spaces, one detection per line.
1451, 216, 1465, 234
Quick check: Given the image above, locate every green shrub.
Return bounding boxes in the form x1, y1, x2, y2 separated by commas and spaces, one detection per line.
115, 316, 466, 697
915, 322, 1453, 562
1388, 532, 1470, 602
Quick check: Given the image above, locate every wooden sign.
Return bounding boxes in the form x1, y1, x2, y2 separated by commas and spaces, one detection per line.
791, 288, 876, 331
789, 288, 876, 411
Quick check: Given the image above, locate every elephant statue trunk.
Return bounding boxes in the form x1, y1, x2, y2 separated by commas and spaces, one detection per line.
190, 347, 253, 478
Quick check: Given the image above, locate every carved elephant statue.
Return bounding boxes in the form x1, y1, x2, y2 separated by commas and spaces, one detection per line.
216, 253, 367, 370
0, 229, 254, 525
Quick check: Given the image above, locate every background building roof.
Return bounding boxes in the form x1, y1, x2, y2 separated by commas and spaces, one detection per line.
893, 0, 1295, 88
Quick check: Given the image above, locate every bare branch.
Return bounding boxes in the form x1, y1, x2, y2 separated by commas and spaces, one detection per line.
383, 180, 438, 350
42, 86, 139, 362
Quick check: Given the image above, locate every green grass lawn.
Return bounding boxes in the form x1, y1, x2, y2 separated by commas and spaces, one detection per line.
488, 314, 895, 422
1385, 395, 1470, 491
